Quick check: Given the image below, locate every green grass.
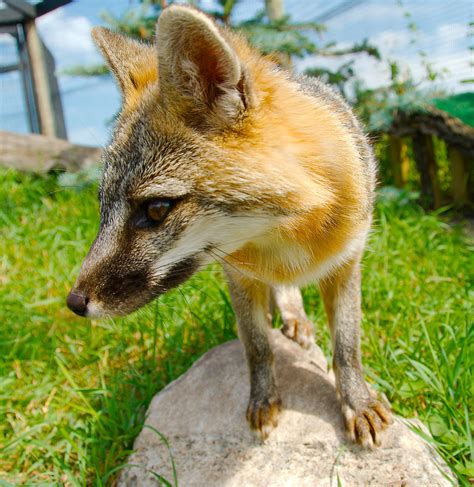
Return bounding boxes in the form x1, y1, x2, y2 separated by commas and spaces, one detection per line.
0, 169, 472, 485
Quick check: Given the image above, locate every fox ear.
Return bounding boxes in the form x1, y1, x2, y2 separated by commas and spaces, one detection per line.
156, 6, 251, 130
92, 27, 157, 103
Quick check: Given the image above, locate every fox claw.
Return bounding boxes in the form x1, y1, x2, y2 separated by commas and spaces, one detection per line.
246, 393, 282, 440
281, 317, 315, 349
342, 399, 392, 448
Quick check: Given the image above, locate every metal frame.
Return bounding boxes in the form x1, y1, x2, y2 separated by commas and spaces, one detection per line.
16, 22, 40, 132
0, 1, 71, 25
0, 0, 71, 134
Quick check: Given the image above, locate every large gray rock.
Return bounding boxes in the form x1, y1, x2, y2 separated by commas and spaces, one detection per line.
119, 330, 454, 486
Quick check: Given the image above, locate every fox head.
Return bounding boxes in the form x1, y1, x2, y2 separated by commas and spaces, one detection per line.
67, 6, 301, 318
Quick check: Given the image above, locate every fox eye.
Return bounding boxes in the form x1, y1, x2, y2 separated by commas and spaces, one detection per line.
147, 200, 171, 223
135, 200, 172, 228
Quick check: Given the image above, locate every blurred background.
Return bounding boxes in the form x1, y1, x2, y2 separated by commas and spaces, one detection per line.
1, 0, 472, 210
0, 0, 471, 145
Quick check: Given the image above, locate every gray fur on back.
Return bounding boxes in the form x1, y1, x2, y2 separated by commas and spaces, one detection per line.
293, 75, 377, 199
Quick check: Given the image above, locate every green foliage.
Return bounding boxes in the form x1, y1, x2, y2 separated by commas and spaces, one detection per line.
305, 61, 355, 97
370, 133, 456, 203
352, 34, 447, 133
348, 1, 454, 132
0, 169, 472, 484
354, 80, 435, 132
314, 38, 381, 60
99, 0, 165, 41
236, 12, 325, 57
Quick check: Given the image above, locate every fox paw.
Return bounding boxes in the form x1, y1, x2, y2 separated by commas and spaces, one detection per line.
281, 317, 315, 349
342, 398, 392, 448
246, 393, 282, 440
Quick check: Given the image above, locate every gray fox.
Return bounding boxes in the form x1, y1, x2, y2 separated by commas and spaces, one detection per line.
67, 5, 391, 447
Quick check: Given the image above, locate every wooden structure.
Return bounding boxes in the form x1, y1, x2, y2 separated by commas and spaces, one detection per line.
387, 105, 473, 209
0, 0, 71, 139
0, 130, 101, 172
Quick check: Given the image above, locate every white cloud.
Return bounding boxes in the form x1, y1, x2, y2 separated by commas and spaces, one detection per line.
371, 30, 412, 54
295, 0, 471, 96
436, 23, 469, 45
37, 8, 100, 69
295, 52, 390, 90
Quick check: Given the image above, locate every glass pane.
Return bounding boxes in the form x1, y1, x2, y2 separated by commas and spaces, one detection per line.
0, 33, 29, 133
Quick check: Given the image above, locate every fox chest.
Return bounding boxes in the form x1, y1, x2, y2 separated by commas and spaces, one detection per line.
227, 220, 368, 286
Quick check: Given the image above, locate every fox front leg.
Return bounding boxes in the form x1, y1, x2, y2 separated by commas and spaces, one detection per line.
320, 257, 392, 448
224, 266, 282, 440
272, 285, 315, 349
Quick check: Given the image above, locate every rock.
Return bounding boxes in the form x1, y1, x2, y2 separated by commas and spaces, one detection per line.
0, 130, 101, 173
119, 330, 454, 486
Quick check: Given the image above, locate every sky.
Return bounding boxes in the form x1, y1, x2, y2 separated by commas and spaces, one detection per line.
0, 0, 472, 146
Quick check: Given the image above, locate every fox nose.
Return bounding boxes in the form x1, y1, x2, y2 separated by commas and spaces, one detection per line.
66, 290, 89, 317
